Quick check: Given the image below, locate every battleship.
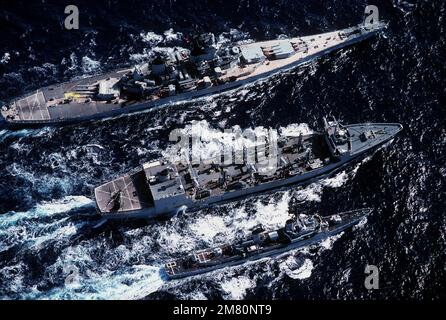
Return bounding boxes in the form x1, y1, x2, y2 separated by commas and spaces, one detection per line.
93, 118, 402, 220
0, 21, 386, 128
164, 208, 371, 279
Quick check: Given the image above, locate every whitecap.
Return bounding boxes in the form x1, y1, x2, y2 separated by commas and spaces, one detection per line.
0, 196, 94, 227
24, 265, 164, 300
1, 52, 11, 64
140, 31, 163, 46
81, 56, 101, 73
220, 275, 255, 299
279, 257, 314, 280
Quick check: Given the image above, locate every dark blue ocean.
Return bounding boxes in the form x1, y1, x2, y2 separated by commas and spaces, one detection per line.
0, 0, 444, 299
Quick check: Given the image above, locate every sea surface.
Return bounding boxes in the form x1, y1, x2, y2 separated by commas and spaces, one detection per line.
0, 0, 445, 299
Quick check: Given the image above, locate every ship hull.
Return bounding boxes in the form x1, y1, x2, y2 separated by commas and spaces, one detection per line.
99, 127, 398, 220
2, 26, 383, 129
165, 212, 366, 280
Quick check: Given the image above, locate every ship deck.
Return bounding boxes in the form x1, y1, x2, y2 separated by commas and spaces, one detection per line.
94, 170, 154, 213
1, 68, 130, 123
236, 26, 368, 80
11, 91, 51, 121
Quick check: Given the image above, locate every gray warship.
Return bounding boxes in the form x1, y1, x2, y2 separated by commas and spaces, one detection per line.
93, 118, 402, 219
164, 207, 371, 279
1, 22, 386, 128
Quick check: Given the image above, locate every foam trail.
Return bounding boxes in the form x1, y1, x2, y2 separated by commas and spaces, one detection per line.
0, 196, 94, 252
24, 265, 164, 300
162, 120, 313, 165
221, 275, 256, 299
27, 220, 80, 249
230, 191, 292, 234
279, 257, 314, 280
319, 233, 344, 250
293, 155, 373, 202
0, 129, 32, 142
0, 196, 94, 228
0, 126, 58, 142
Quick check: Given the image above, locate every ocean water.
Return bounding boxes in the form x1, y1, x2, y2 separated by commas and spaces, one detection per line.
0, 0, 445, 299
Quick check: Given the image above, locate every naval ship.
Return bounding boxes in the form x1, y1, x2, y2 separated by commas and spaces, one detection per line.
1, 21, 386, 128
164, 208, 371, 279
93, 118, 402, 219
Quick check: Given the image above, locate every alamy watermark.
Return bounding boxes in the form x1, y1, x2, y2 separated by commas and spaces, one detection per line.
63, 5, 379, 31
64, 264, 80, 287
169, 125, 281, 176
364, 5, 380, 29
364, 264, 379, 289
64, 5, 79, 30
